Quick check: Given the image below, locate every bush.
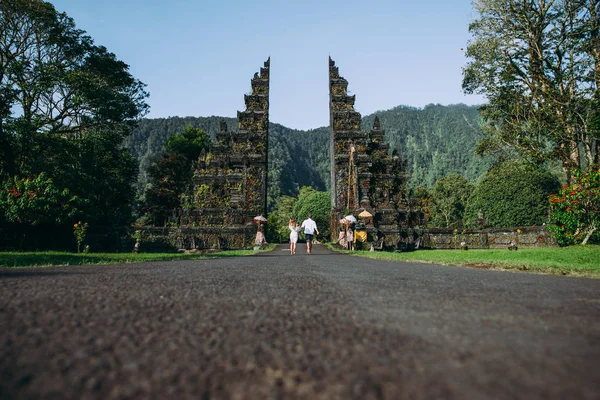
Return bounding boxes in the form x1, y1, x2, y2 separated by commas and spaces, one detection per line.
465, 161, 560, 228
548, 169, 600, 245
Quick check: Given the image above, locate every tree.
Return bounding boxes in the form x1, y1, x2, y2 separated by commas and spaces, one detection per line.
0, 0, 149, 177
292, 187, 330, 240
141, 126, 210, 225
548, 169, 600, 245
164, 125, 210, 162
0, 0, 149, 249
464, 160, 561, 227
429, 174, 473, 228
267, 195, 296, 243
463, 0, 600, 183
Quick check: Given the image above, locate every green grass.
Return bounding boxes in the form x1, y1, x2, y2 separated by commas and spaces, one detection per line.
330, 245, 600, 278
0, 245, 275, 268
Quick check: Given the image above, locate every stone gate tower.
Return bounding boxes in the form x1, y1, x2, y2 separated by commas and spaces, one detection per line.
185, 58, 270, 249
329, 57, 408, 244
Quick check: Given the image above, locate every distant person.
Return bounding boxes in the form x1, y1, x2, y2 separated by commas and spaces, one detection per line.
254, 225, 268, 248
301, 213, 319, 254
288, 218, 302, 255
346, 228, 354, 251
338, 225, 346, 248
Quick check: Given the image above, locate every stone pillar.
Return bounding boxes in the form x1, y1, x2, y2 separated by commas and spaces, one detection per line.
328, 57, 369, 239
190, 58, 270, 249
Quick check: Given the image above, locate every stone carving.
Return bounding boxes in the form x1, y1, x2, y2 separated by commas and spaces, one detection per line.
328, 57, 410, 247
173, 58, 270, 249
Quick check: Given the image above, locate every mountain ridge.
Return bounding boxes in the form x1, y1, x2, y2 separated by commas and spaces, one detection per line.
124, 103, 490, 209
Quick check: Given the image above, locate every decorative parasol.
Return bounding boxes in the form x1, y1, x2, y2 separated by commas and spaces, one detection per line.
344, 215, 357, 223
253, 215, 268, 224
358, 210, 372, 218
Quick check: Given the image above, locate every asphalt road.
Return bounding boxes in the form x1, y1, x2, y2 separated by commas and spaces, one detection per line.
1, 244, 599, 399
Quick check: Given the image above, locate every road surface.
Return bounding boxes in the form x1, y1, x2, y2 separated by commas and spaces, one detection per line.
1, 244, 599, 399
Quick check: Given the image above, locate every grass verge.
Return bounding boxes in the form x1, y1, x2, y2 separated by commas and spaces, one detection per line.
0, 244, 275, 268
328, 244, 600, 278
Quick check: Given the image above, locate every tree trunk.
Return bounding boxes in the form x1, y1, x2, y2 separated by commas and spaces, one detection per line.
581, 226, 597, 245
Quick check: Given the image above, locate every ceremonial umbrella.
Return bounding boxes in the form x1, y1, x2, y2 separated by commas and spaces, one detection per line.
358, 210, 372, 218
253, 215, 268, 224
344, 215, 357, 223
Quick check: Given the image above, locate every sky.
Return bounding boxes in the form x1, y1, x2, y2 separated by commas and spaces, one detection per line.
49, 0, 485, 130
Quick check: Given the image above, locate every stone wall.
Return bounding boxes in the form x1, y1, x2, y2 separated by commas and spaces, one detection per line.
133, 225, 260, 252
420, 226, 557, 249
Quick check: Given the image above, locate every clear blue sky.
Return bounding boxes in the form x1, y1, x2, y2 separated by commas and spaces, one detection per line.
50, 0, 485, 130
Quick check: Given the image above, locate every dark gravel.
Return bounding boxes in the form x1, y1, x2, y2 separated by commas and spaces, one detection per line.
1, 244, 599, 399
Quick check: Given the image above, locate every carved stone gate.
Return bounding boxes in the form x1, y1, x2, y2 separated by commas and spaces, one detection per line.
328, 57, 411, 247
178, 57, 413, 250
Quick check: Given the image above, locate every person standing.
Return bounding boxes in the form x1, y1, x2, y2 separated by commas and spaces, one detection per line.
346, 227, 354, 251
301, 213, 319, 254
288, 219, 301, 255
254, 224, 268, 248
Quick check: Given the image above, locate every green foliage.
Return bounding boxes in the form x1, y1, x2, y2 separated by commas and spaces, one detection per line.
429, 174, 473, 228
164, 126, 210, 163
463, 0, 600, 180
409, 186, 432, 224
548, 169, 600, 246
140, 125, 210, 225
0, 0, 148, 250
142, 153, 191, 226
292, 188, 330, 240
465, 161, 561, 228
74, 130, 138, 227
362, 104, 492, 188
0, 173, 79, 225
267, 195, 296, 243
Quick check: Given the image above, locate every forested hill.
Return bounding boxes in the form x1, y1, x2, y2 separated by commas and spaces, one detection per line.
362, 103, 491, 188
124, 103, 490, 208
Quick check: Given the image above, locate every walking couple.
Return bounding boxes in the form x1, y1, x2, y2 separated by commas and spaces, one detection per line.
288, 213, 320, 255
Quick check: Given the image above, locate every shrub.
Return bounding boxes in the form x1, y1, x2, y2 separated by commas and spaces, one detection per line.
464, 161, 560, 228
548, 169, 600, 245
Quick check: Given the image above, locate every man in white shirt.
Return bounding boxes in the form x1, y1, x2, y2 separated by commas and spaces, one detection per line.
301, 213, 319, 254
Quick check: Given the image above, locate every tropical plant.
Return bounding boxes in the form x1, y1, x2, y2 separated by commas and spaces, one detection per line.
140, 126, 210, 225
548, 169, 600, 245
0, 173, 79, 225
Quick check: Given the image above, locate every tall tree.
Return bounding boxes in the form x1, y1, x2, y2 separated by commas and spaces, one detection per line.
463, 0, 600, 182
141, 126, 210, 225
0, 0, 149, 249
429, 174, 473, 228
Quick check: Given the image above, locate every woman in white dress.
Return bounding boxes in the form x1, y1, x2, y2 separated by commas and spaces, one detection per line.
288, 219, 301, 255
